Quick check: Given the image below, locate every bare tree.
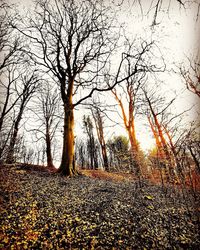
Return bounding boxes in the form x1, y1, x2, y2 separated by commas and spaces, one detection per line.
6, 69, 39, 163
0, 1, 25, 161
109, 38, 165, 176
142, 86, 179, 180
12, 0, 146, 176
0, 65, 38, 161
181, 123, 200, 173
39, 85, 61, 169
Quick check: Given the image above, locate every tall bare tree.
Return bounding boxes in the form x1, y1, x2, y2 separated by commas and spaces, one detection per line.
109, 39, 165, 176
13, 0, 145, 176
0, 1, 25, 161
142, 86, 179, 179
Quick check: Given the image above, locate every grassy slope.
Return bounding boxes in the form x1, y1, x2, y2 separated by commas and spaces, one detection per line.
0, 164, 199, 249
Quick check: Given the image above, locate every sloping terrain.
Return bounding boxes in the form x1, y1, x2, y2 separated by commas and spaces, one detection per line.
0, 164, 199, 249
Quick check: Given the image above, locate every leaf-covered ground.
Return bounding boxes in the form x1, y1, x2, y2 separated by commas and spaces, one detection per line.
0, 164, 199, 249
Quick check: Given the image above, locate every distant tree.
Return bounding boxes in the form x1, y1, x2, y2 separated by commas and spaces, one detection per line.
75, 138, 86, 169
83, 115, 98, 169
91, 106, 109, 171
180, 123, 200, 173
107, 135, 130, 172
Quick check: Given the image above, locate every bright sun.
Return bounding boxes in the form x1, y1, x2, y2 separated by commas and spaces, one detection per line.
138, 133, 155, 152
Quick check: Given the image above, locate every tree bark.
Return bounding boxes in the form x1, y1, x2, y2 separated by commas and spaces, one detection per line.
6, 109, 22, 163
128, 122, 141, 175
101, 142, 109, 171
58, 99, 76, 176
148, 115, 166, 160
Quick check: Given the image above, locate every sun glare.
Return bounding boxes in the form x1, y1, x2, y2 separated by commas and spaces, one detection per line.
137, 133, 155, 152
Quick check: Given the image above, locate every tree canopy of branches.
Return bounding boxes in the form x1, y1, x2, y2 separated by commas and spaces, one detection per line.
0, 1, 22, 72
12, 0, 151, 176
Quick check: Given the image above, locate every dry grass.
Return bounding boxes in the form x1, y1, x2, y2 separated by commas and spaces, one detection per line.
79, 169, 135, 182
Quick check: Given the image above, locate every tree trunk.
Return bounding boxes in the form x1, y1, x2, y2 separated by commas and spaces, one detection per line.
128, 125, 141, 176
92, 107, 109, 171
0, 119, 3, 133
6, 108, 23, 164
101, 143, 109, 171
188, 146, 200, 173
89, 138, 94, 169
148, 116, 164, 158
45, 126, 55, 169
6, 125, 19, 163
58, 101, 76, 176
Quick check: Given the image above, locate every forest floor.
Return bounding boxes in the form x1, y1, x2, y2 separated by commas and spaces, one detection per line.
0, 164, 200, 249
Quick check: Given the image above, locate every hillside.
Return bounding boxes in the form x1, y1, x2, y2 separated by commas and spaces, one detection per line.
0, 164, 199, 249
